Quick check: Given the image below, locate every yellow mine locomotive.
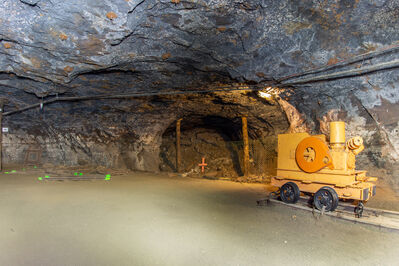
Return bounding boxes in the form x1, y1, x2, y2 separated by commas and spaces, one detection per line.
271, 121, 377, 213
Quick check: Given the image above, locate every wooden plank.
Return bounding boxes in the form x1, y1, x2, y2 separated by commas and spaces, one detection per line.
242, 116, 249, 178
0, 100, 3, 171
176, 118, 182, 173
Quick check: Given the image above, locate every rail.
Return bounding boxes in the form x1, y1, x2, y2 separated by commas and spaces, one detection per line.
258, 196, 399, 231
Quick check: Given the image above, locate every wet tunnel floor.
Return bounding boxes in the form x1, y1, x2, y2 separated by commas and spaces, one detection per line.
0, 172, 398, 266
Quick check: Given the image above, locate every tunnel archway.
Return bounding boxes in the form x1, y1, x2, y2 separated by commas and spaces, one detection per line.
159, 115, 278, 178
160, 115, 243, 177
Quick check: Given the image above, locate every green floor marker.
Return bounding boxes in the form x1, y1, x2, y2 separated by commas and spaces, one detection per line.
11, 170, 16, 173
44, 175, 50, 179
79, 173, 83, 176
38, 177, 43, 181
34, 166, 37, 169
74, 172, 78, 176
4, 172, 9, 174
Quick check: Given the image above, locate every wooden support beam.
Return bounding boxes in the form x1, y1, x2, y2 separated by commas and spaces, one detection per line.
242, 116, 249, 178
0, 100, 3, 171
176, 118, 182, 173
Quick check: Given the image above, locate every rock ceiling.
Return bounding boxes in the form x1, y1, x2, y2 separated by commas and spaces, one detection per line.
1, 0, 399, 180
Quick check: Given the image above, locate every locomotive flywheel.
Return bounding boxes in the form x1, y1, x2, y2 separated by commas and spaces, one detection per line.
295, 137, 334, 173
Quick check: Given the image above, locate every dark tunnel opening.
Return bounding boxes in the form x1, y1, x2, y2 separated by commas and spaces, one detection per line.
160, 115, 244, 176
159, 115, 278, 178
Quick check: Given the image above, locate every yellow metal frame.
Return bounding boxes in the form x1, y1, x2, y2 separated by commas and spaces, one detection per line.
272, 122, 377, 202
271, 177, 376, 201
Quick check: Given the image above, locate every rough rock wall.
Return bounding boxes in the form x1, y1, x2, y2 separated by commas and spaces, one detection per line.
2, 100, 176, 172
1, 0, 398, 97
0, 0, 399, 188
160, 127, 278, 178
2, 92, 289, 171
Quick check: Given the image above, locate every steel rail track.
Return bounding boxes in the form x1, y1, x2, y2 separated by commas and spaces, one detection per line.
258, 196, 399, 231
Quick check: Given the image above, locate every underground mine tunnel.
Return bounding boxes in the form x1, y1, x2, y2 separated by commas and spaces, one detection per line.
1, 0, 399, 265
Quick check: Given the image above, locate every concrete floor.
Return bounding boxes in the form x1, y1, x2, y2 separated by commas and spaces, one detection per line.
1, 171, 399, 266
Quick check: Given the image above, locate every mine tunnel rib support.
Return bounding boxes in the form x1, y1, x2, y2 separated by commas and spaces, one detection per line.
176, 118, 182, 173
0, 100, 3, 171
242, 116, 249, 178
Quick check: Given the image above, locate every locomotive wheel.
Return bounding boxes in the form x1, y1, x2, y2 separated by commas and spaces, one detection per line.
280, 182, 300, 204
354, 202, 364, 218
314, 187, 339, 212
